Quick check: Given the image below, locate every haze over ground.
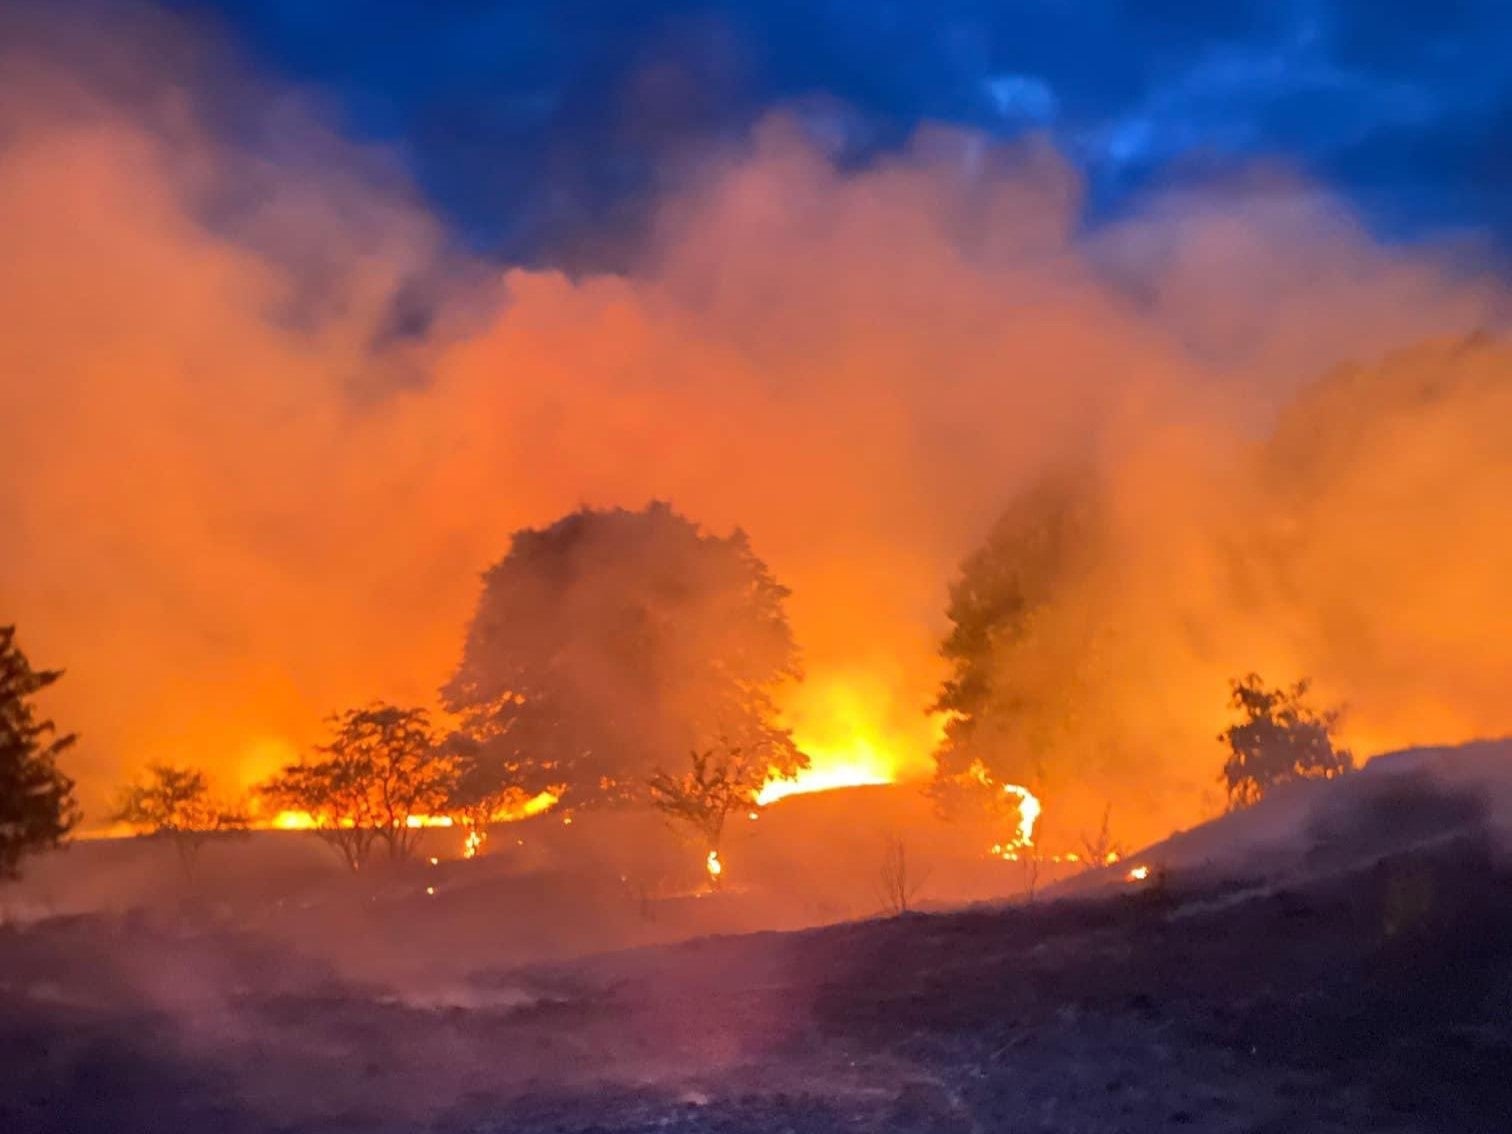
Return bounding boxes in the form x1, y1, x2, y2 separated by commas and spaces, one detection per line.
3, 0, 1512, 848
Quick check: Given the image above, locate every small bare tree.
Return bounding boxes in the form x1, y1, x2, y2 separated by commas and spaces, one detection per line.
1079, 803, 1125, 869
1022, 839, 1044, 902
114, 764, 247, 878
647, 743, 763, 889
878, 836, 929, 915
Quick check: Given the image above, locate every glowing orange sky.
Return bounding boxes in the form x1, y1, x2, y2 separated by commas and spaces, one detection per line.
3, 29, 1510, 848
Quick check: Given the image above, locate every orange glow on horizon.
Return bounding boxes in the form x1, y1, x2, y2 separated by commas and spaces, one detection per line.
756, 743, 894, 805
8, 52, 1510, 858
761, 673, 939, 804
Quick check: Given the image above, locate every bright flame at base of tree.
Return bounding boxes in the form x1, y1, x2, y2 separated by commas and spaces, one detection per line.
459, 790, 558, 858
705, 849, 722, 883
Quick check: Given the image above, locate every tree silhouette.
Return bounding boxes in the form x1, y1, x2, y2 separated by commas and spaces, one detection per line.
1219, 674, 1354, 809
261, 703, 456, 870
445, 732, 531, 857
878, 836, 929, 915
444, 502, 806, 809
930, 473, 1102, 801
114, 764, 247, 877
1078, 803, 1125, 867
647, 743, 765, 887
0, 626, 80, 879
261, 757, 380, 872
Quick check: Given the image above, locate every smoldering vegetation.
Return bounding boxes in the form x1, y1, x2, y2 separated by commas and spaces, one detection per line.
3, 746, 1510, 1133
4, 783, 1070, 978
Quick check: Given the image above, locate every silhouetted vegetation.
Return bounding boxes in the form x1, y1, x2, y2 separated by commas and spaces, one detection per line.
0, 625, 79, 878
1219, 674, 1354, 808
260, 703, 456, 871
930, 473, 1102, 800
646, 743, 768, 886
877, 836, 928, 915
1078, 803, 1124, 868
446, 732, 531, 855
929, 757, 1040, 856
443, 503, 807, 809
114, 764, 248, 876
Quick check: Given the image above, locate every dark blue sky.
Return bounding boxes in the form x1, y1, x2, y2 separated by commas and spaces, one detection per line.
166, 0, 1512, 266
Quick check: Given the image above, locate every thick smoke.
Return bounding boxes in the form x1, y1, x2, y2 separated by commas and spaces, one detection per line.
1, 5, 1507, 842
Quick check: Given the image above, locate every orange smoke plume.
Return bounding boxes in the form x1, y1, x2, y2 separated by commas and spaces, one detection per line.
2, 15, 1508, 852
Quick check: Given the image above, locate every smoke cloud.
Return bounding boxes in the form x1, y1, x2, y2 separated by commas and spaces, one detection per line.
2, 4, 1507, 843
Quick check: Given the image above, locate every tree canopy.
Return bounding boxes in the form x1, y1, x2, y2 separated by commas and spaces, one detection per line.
0, 626, 80, 879
261, 703, 456, 870
930, 474, 1103, 801
1219, 674, 1354, 809
443, 502, 806, 808
647, 743, 766, 885
114, 764, 247, 874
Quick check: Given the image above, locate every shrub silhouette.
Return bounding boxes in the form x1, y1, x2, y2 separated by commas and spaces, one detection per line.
1219, 674, 1353, 808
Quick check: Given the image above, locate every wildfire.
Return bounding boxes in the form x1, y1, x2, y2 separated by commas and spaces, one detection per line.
1127, 864, 1151, 882
760, 676, 929, 804
705, 849, 722, 882
261, 788, 559, 859
756, 745, 892, 805
269, 810, 458, 830
458, 790, 557, 858
267, 810, 452, 830
496, 790, 559, 822
963, 761, 1044, 860
1001, 783, 1041, 846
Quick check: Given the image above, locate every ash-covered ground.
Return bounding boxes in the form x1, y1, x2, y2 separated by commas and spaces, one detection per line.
4, 756, 1511, 1133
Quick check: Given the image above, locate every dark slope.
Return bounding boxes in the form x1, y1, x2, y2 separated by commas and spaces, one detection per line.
3, 802, 1509, 1134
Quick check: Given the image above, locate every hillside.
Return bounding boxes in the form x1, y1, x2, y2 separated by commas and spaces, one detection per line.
2, 741, 1509, 1132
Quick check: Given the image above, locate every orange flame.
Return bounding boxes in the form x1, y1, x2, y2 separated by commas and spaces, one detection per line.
761, 674, 937, 804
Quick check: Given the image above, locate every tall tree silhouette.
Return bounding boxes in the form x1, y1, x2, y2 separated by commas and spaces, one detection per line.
0, 626, 80, 878
930, 473, 1103, 804
444, 503, 806, 808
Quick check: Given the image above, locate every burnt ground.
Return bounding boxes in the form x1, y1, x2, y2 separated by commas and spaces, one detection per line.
2, 831, 1509, 1134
